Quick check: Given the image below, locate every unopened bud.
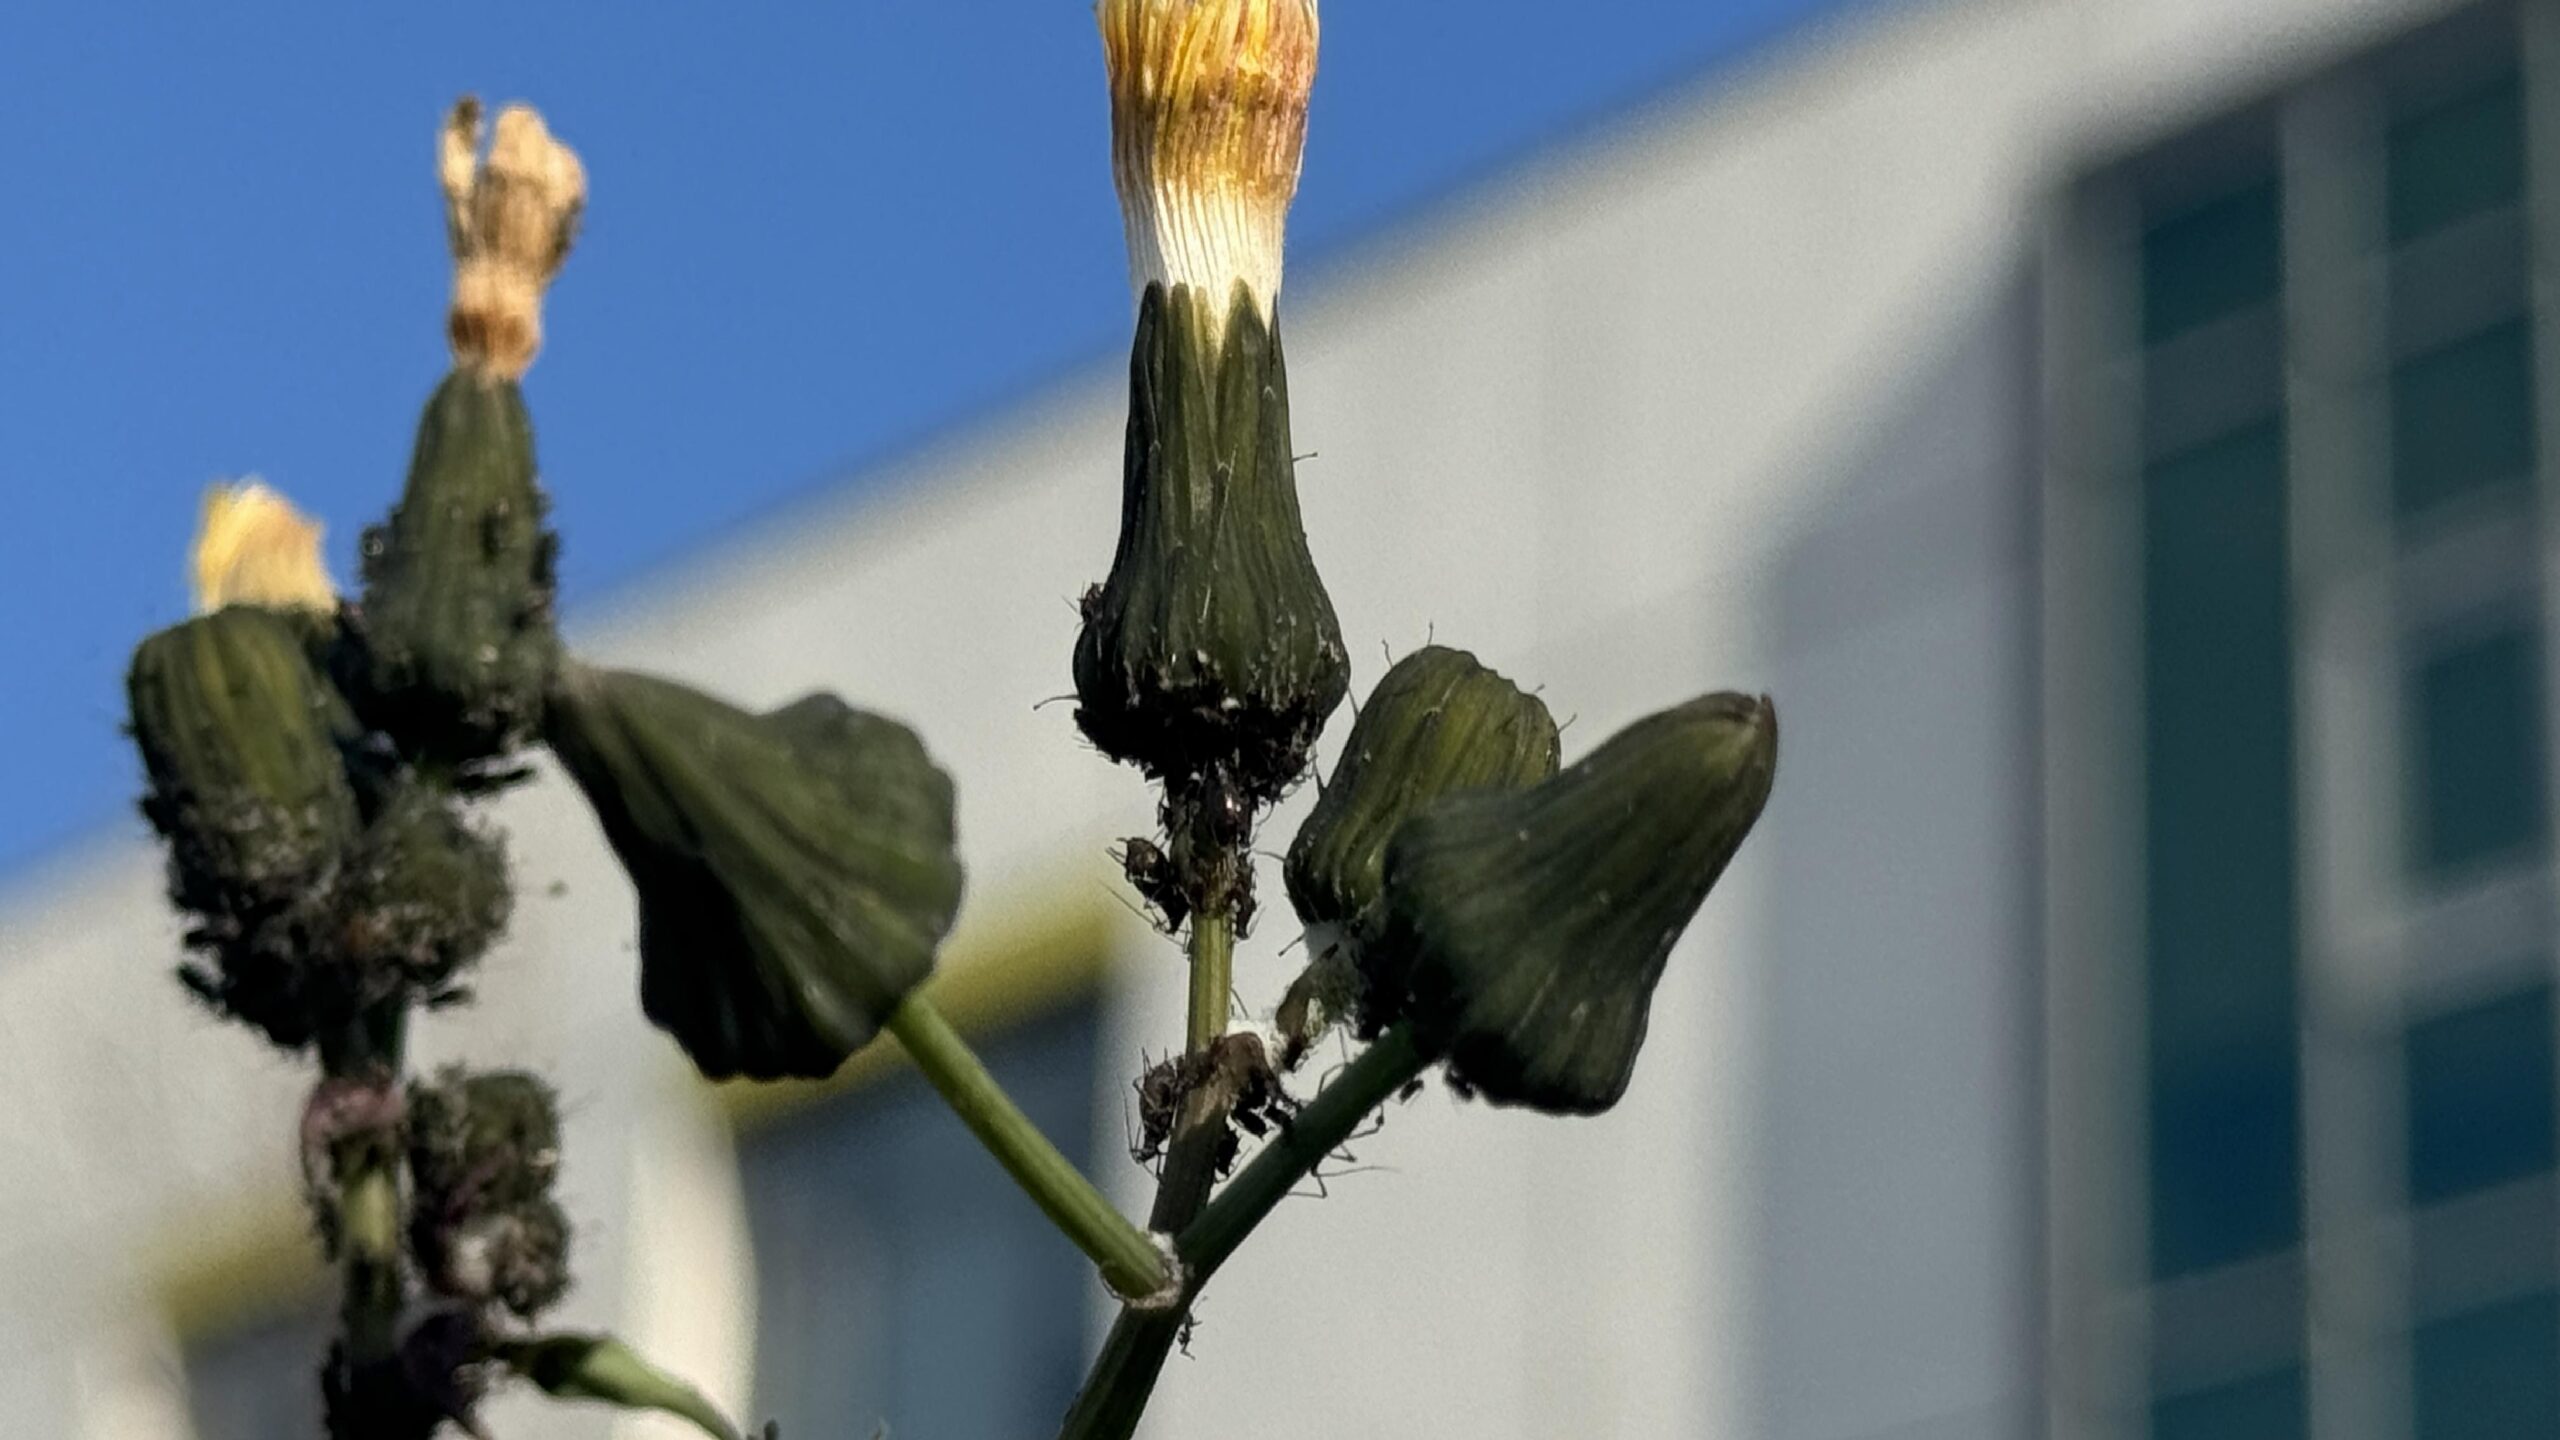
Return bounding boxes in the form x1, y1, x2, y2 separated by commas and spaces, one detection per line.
353, 351, 560, 766
1375, 693, 1778, 1114
1285, 646, 1558, 972
543, 666, 966, 1080
130, 607, 363, 1036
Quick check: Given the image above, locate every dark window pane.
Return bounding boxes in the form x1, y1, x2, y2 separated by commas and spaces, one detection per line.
2389, 73, 2525, 245
2409, 622, 2549, 875
2153, 1367, 2307, 1440
2143, 180, 2283, 345
185, 1305, 332, 1440
2392, 318, 2538, 519
2415, 1293, 2560, 1440
2407, 985, 2555, 1205
2143, 421, 2302, 1278
741, 1002, 1102, 1436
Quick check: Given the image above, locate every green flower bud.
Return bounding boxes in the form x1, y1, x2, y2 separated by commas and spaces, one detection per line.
129, 606, 363, 920
407, 1068, 562, 1214
353, 370, 561, 765
1072, 283, 1348, 800
1285, 646, 1558, 961
335, 779, 512, 1003
1374, 692, 1778, 1115
543, 666, 966, 1080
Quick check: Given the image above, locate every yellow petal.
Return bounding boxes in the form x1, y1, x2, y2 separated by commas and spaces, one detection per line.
191, 480, 336, 615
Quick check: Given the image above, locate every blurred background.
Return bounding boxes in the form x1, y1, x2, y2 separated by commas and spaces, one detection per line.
2, 0, 2551, 1437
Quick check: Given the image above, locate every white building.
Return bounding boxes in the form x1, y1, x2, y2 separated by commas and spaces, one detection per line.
3, 0, 2552, 1436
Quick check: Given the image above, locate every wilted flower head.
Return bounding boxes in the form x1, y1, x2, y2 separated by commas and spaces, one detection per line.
1099, 0, 1319, 334
441, 97, 585, 379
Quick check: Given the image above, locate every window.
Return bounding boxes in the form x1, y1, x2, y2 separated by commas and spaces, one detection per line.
738, 999, 1105, 1436
2057, 5, 2560, 1438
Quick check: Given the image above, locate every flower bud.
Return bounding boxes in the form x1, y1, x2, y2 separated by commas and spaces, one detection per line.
1285, 646, 1558, 952
351, 99, 579, 766
1374, 692, 1778, 1114
408, 1068, 572, 1318
352, 366, 560, 767
334, 778, 512, 1003
129, 605, 362, 934
1073, 283, 1348, 799
543, 666, 967, 1080
407, 1068, 561, 1213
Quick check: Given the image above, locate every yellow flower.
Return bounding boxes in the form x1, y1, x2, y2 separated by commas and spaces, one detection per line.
190, 480, 335, 615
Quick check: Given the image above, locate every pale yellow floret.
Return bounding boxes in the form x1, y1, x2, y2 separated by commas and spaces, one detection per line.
1098, 0, 1318, 335
442, 96, 586, 380
190, 480, 335, 616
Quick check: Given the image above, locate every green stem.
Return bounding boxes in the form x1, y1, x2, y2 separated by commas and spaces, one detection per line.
1056, 1027, 1435, 1440
1177, 1025, 1430, 1280
1148, 908, 1240, 1230
1185, 910, 1232, 1053
323, 1003, 410, 1367
337, 1156, 402, 1363
885, 993, 1168, 1300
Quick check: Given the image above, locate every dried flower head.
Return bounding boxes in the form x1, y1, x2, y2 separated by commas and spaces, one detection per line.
191, 480, 335, 615
441, 97, 585, 380
1099, 0, 1318, 335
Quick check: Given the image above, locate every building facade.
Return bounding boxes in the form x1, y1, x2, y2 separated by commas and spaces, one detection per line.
0, 0, 2543, 1436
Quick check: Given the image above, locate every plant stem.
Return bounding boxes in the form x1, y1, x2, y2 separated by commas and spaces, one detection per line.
1177, 1025, 1430, 1280
1056, 1026, 1435, 1440
1148, 908, 1240, 1230
884, 993, 1168, 1300
320, 1005, 410, 1367
1184, 910, 1231, 1053
337, 1154, 403, 1363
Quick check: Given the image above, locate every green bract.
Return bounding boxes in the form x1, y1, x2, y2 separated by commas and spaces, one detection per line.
1285, 645, 1558, 977
1375, 692, 1778, 1114
543, 666, 966, 1080
355, 370, 560, 765
1073, 282, 1348, 799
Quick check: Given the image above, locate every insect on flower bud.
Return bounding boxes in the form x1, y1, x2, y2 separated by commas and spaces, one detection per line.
1286, 646, 1559, 988
543, 666, 967, 1081
1374, 692, 1778, 1114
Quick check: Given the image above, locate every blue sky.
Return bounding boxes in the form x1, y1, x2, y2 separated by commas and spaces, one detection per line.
0, 0, 1860, 873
